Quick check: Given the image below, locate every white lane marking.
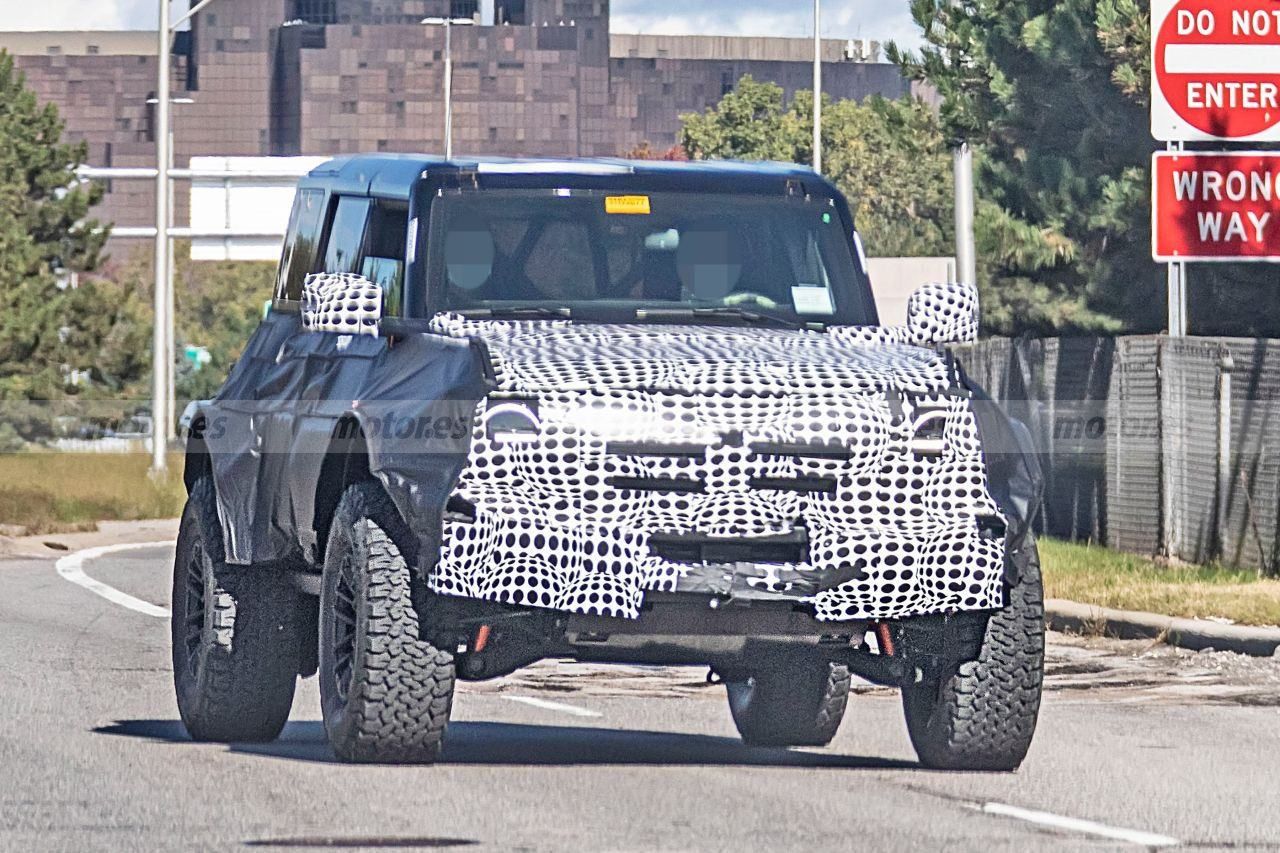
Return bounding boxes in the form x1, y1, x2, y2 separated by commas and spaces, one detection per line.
502, 695, 602, 718
56, 542, 175, 619
977, 802, 1180, 848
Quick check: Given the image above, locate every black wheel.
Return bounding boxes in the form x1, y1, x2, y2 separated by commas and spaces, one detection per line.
319, 481, 455, 764
726, 652, 851, 747
171, 476, 301, 743
901, 539, 1045, 771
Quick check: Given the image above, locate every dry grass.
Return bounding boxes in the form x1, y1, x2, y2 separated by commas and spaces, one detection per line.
1041, 539, 1280, 628
0, 453, 186, 535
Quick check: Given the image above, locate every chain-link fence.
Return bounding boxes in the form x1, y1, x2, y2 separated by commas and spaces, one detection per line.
955, 335, 1280, 576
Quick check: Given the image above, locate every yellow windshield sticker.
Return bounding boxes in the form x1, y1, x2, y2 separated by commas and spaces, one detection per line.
605, 195, 652, 215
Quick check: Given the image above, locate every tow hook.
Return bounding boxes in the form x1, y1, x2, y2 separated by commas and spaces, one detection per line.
835, 622, 911, 687
461, 625, 494, 678
875, 622, 896, 657
473, 624, 492, 654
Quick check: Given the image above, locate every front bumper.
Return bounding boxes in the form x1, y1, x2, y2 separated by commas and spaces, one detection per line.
428, 389, 1009, 622
430, 512, 1006, 622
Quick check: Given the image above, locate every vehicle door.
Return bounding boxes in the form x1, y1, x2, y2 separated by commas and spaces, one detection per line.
198, 186, 328, 565
284, 196, 412, 561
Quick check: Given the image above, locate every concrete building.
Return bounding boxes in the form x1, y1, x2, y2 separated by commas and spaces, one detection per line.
0, 1, 912, 239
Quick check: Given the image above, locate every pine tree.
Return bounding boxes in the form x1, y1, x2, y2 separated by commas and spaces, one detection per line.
680, 76, 956, 259
892, 0, 1280, 336
0, 50, 108, 401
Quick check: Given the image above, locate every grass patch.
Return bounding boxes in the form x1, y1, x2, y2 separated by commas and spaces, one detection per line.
0, 453, 186, 535
1041, 538, 1280, 628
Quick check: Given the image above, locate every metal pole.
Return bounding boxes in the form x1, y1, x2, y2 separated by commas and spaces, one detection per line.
812, 0, 822, 174
1167, 262, 1186, 336
444, 21, 454, 160
151, 0, 171, 474
1167, 141, 1187, 337
1216, 347, 1234, 560
173, 0, 220, 30
424, 17, 471, 157
166, 128, 178, 443
953, 142, 977, 286
1179, 261, 1188, 334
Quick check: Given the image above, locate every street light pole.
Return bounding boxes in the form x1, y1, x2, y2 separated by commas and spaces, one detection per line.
444, 20, 455, 159
151, 1, 223, 474
812, 0, 822, 174
424, 17, 475, 160
151, 0, 172, 475
167, 127, 178, 443
953, 142, 977, 287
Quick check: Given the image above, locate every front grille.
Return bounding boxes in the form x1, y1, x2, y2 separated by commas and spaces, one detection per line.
605, 476, 707, 494
648, 529, 810, 565
747, 476, 839, 495
748, 441, 854, 460
606, 441, 707, 458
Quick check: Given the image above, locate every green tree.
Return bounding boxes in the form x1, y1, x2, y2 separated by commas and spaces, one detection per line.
0, 52, 273, 439
62, 273, 152, 395
891, 0, 1280, 336
102, 243, 275, 405
680, 77, 797, 162
173, 251, 275, 403
0, 51, 108, 400
890, 0, 1152, 334
680, 76, 955, 258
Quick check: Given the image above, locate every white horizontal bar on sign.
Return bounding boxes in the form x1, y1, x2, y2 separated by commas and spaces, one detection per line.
77, 167, 159, 180
109, 227, 287, 240
76, 167, 310, 182
1165, 44, 1280, 76
181, 169, 312, 180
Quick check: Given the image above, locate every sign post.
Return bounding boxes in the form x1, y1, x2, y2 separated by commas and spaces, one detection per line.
1150, 0, 1280, 336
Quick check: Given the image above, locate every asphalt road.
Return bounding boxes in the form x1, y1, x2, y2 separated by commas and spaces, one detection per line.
3, 542, 1280, 852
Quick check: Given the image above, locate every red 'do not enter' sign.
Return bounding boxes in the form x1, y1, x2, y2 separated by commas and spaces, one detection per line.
1152, 0, 1280, 141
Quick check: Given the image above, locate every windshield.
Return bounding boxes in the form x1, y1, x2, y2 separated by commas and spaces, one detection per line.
422, 188, 873, 326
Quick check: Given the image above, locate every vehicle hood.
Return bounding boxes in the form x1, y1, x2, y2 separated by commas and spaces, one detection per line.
430, 317, 953, 396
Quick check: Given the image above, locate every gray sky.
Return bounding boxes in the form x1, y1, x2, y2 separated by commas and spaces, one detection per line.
1, 1, 921, 47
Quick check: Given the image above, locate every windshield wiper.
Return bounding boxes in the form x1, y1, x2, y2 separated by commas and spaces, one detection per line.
635, 307, 815, 331
457, 306, 573, 320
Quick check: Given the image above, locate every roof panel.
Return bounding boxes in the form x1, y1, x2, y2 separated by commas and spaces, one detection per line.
308, 154, 827, 197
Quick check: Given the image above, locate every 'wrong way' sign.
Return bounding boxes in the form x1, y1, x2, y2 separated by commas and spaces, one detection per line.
1153, 152, 1280, 261
1152, 0, 1280, 142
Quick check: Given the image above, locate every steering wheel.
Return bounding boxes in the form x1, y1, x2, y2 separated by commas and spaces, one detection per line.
723, 292, 780, 309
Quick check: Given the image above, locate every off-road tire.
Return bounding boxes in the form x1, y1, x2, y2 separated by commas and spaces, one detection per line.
171, 476, 301, 742
319, 481, 455, 764
901, 540, 1045, 771
726, 653, 851, 747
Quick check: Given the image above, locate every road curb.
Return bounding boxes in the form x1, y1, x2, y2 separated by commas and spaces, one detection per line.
0, 519, 179, 561
1046, 599, 1280, 658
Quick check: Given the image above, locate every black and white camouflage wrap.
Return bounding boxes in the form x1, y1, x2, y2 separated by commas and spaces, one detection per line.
906, 282, 980, 346
302, 273, 383, 337
425, 312, 1007, 623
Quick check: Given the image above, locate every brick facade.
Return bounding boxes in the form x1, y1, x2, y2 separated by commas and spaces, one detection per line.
2, 0, 910, 238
